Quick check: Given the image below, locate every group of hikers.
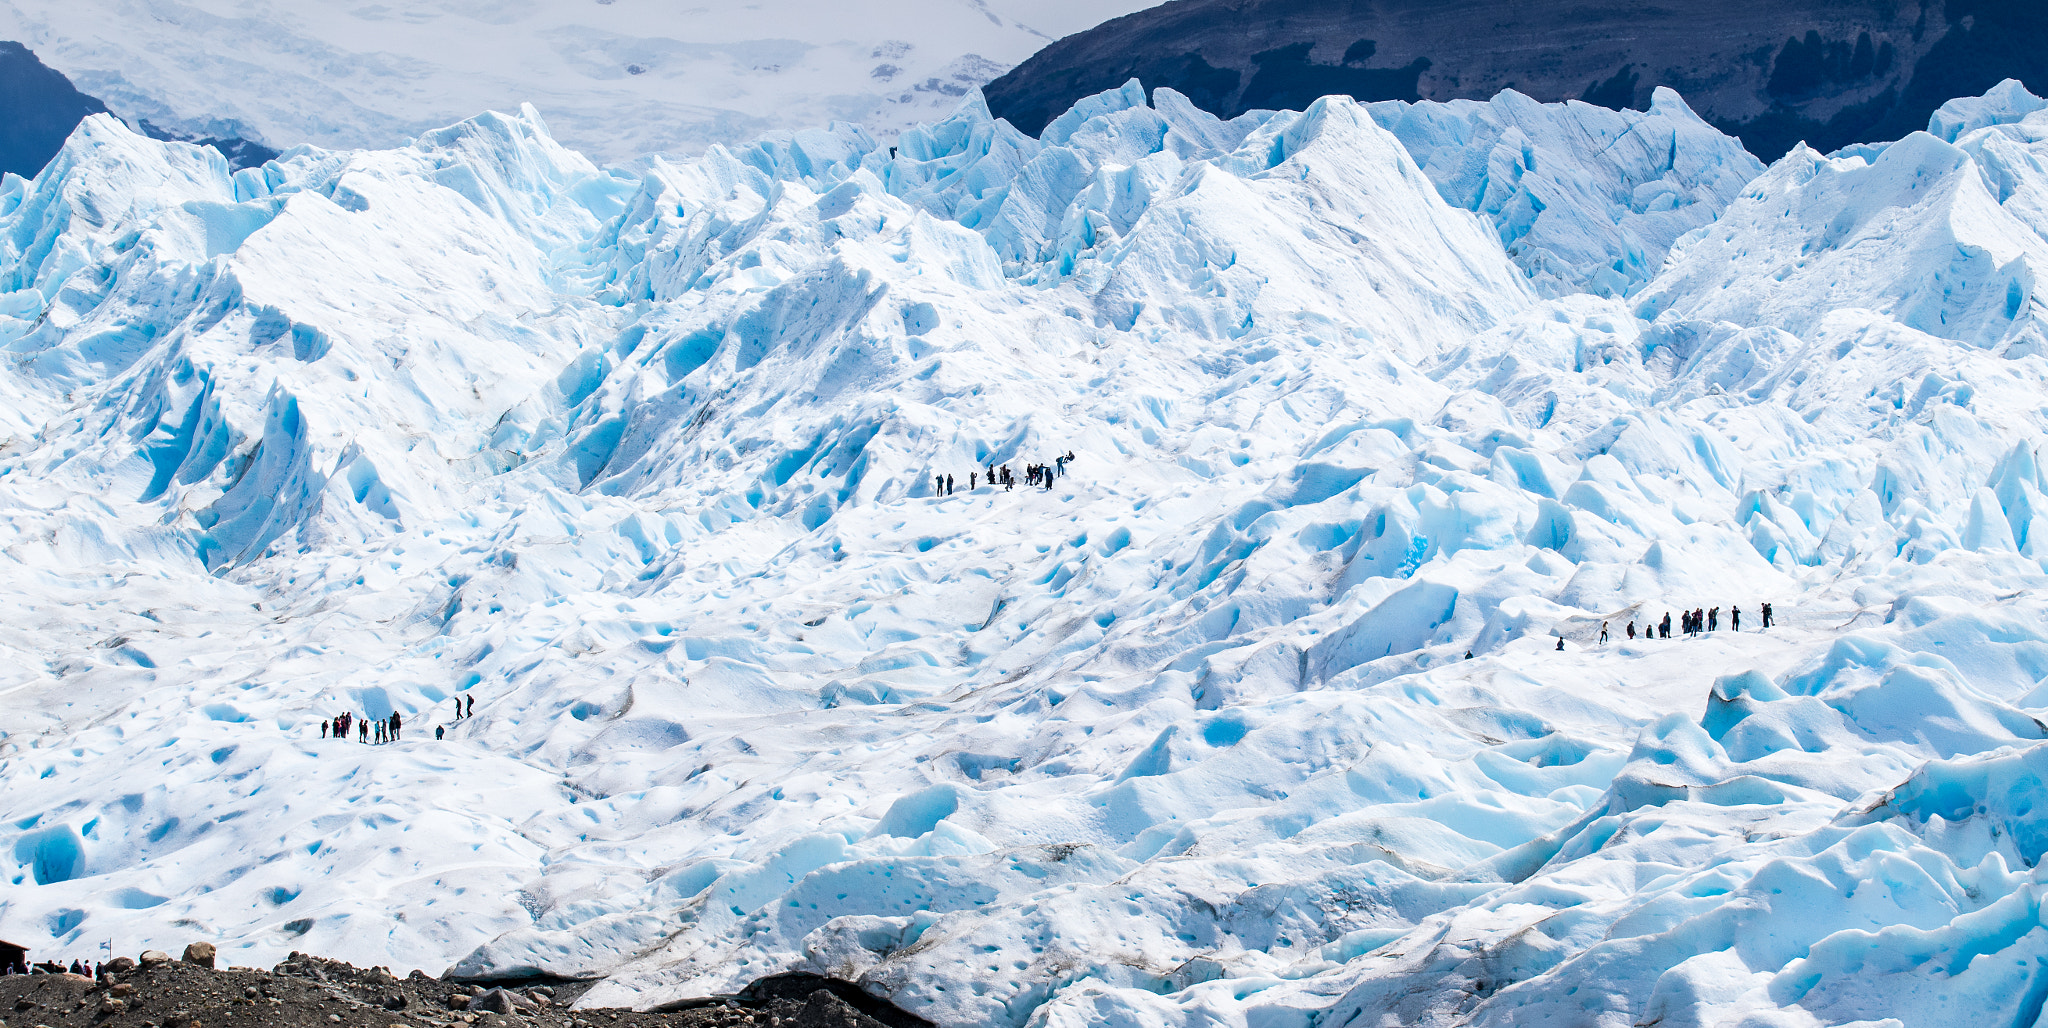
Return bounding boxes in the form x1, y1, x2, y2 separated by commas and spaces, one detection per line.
322, 710, 404, 743
5, 958, 97, 977
319, 695, 476, 744
1585, 602, 1775, 646
932, 452, 1077, 496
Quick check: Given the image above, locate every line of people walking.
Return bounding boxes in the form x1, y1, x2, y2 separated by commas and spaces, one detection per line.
1601, 602, 1774, 643
932, 452, 1077, 496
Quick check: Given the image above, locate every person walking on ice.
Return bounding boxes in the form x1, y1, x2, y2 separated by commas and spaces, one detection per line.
1731, 606, 1741, 631
1600, 621, 1609, 643
1762, 602, 1774, 628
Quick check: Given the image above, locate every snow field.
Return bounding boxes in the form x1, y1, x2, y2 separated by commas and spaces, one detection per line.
0, 0, 1159, 164
6, 76, 2048, 1028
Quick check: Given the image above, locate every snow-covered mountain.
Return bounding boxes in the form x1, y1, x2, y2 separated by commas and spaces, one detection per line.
7, 73, 2048, 1028
0, 0, 1158, 163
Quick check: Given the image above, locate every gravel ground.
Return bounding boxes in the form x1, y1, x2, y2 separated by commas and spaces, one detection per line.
0, 953, 925, 1028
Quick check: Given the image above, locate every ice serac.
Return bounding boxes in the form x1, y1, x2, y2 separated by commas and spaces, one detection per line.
1639, 82, 2048, 357
11, 80, 2048, 1028
1366, 87, 1764, 298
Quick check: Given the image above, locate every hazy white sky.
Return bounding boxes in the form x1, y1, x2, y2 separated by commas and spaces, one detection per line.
0, 0, 1157, 162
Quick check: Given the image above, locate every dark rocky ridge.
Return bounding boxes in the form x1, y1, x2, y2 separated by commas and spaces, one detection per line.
984, 0, 2048, 160
0, 953, 928, 1028
0, 41, 277, 178
0, 41, 109, 178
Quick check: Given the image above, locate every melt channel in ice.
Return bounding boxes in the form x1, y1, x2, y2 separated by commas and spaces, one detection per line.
4, 71, 2048, 1028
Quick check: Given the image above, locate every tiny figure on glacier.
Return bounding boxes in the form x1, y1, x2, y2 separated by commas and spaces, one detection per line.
1731, 606, 1741, 631
1696, 608, 1705, 634
946, 473, 954, 495
934, 473, 943, 495
1600, 621, 1609, 643
1004, 466, 1014, 491
970, 472, 978, 489
390, 711, 402, 741
359, 719, 368, 743
1708, 607, 1719, 632
1555, 636, 1565, 651
1465, 651, 1473, 659
1660, 613, 1672, 639
320, 720, 327, 739
452, 697, 462, 720
1762, 602, 1774, 628
435, 725, 445, 741
467, 695, 476, 717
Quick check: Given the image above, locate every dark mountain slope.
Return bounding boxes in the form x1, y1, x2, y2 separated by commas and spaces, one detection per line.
0, 42, 279, 178
984, 0, 2048, 159
0, 40, 110, 178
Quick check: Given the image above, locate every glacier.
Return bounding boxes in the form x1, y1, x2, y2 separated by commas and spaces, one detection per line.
0, 0, 1158, 164
5, 72, 2048, 1028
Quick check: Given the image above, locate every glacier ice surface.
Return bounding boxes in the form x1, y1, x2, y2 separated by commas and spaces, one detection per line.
6, 77, 2048, 1028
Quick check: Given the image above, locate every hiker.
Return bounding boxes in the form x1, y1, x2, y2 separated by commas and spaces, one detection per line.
1043, 469, 1053, 491
1556, 636, 1565, 651
1660, 613, 1672, 639
1762, 602, 1774, 628
1696, 608, 1706, 635
320, 720, 327, 739
946, 473, 954, 495
1003, 466, 1013, 491
466, 695, 476, 717
1708, 607, 1719, 632
1731, 606, 1741, 631
452, 698, 461, 720
1600, 621, 1609, 643
934, 473, 943, 495
1626, 621, 1636, 640
391, 711, 402, 741
359, 719, 368, 743
970, 472, 977, 489
435, 725, 444, 741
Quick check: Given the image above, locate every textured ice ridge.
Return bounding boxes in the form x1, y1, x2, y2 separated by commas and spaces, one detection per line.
6, 77, 2048, 1028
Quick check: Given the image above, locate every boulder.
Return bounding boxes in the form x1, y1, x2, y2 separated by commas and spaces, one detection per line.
469, 988, 532, 1015
106, 956, 137, 974
138, 950, 172, 967
182, 942, 216, 968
